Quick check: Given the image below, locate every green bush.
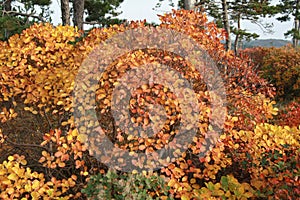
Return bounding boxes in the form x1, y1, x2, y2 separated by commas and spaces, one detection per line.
82, 169, 173, 200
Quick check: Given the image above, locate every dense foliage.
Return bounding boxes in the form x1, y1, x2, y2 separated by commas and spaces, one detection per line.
0, 10, 299, 200
242, 46, 300, 128
82, 169, 172, 199
242, 46, 300, 102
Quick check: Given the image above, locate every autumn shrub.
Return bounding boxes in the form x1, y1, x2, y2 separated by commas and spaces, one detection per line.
242, 46, 300, 102
242, 46, 300, 127
0, 154, 78, 199
0, 23, 101, 198
239, 47, 266, 69
194, 174, 255, 199
274, 101, 300, 127
223, 123, 300, 199
0, 9, 286, 200
76, 10, 277, 199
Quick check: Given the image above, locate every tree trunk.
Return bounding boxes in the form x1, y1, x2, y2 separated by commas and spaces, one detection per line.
184, 0, 197, 10
293, 0, 300, 47
294, 18, 299, 47
234, 14, 241, 54
222, 0, 231, 50
2, 0, 12, 39
3, 0, 12, 12
61, 0, 70, 26
73, 0, 84, 30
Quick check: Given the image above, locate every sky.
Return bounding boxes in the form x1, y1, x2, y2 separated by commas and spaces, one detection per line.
50, 0, 294, 40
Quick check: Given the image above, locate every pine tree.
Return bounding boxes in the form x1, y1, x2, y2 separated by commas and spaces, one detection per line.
84, 0, 124, 27
229, 0, 277, 53
0, 0, 52, 40
277, 0, 300, 47
59, 0, 124, 30
176, 0, 277, 52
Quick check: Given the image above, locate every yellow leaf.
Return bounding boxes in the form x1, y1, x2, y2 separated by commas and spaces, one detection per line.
181, 194, 190, 200
250, 180, 264, 189
25, 184, 32, 192
61, 121, 68, 126
42, 151, 48, 157
60, 93, 69, 97
0, 169, 6, 176
32, 180, 40, 189
96, 93, 106, 100
83, 171, 89, 176
8, 173, 18, 181
32, 110, 38, 115
44, 85, 51, 90
24, 37, 31, 44
220, 134, 226, 140
71, 129, 78, 137
20, 159, 27, 165
231, 116, 238, 122
2, 178, 11, 185
31, 191, 40, 199
24, 107, 30, 111
237, 186, 245, 194
127, 134, 134, 141
58, 162, 66, 168
168, 178, 176, 187
8, 155, 14, 161
244, 192, 254, 198
77, 134, 87, 143
262, 134, 268, 141
6, 187, 14, 194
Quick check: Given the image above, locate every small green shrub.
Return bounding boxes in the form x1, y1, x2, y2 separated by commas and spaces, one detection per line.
82, 169, 173, 200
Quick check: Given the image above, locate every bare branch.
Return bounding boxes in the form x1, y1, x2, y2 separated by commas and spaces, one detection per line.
43, 108, 53, 130
5, 138, 49, 151
1, 10, 45, 22
83, 21, 101, 25
250, 19, 274, 34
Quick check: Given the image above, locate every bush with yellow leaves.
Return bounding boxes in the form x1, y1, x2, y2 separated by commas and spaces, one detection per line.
224, 123, 300, 199
0, 154, 77, 199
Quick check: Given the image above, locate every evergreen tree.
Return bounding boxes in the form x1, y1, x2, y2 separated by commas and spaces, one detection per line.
229, 0, 277, 53
0, 0, 52, 40
175, 0, 277, 52
276, 0, 300, 47
59, 0, 124, 30
84, 0, 124, 27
